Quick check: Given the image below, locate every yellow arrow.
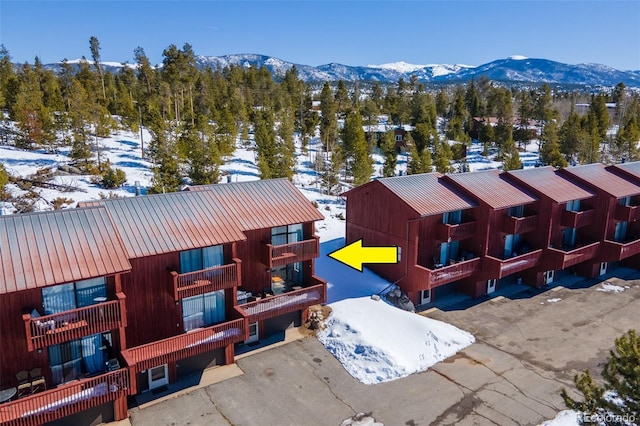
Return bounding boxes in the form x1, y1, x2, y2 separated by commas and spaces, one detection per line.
328, 239, 399, 272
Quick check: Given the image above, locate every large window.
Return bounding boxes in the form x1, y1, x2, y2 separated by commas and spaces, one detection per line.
271, 224, 303, 246
271, 263, 303, 294
563, 227, 577, 249
182, 290, 225, 332
443, 210, 462, 225
42, 277, 107, 315
48, 332, 112, 385
566, 199, 581, 212
439, 241, 460, 265
180, 245, 224, 274
508, 205, 525, 218
504, 234, 522, 258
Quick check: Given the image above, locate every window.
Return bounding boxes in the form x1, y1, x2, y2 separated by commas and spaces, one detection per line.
395, 134, 403, 142
182, 290, 225, 332
566, 199, 581, 212
48, 333, 112, 385
180, 245, 224, 274
614, 221, 628, 242
619, 196, 631, 207
508, 205, 525, 218
503, 234, 522, 258
439, 241, 460, 265
563, 227, 577, 249
271, 263, 303, 293
443, 210, 462, 225
42, 277, 107, 315
271, 224, 303, 246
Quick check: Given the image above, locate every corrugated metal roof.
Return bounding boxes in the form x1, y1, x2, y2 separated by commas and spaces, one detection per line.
507, 166, 595, 203
189, 179, 324, 230
561, 163, 640, 198
613, 161, 640, 181
82, 190, 247, 259
349, 173, 477, 217
0, 207, 131, 294
445, 170, 537, 209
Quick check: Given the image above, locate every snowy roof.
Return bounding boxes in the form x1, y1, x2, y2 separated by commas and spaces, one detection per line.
506, 167, 596, 204
363, 124, 413, 133
612, 161, 640, 183
0, 207, 131, 293
81, 190, 247, 259
445, 170, 538, 209
560, 163, 640, 198
348, 173, 477, 217
188, 179, 323, 230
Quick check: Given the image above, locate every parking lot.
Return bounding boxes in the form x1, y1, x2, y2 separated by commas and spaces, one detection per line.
127, 269, 640, 426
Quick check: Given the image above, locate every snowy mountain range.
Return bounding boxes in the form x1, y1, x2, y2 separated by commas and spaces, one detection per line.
43, 54, 640, 87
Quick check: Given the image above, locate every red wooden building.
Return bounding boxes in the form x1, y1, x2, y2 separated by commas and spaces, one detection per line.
0, 179, 326, 425
344, 163, 640, 307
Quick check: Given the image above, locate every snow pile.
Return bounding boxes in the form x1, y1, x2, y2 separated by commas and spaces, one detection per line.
597, 283, 626, 293
317, 297, 475, 384
539, 410, 580, 426
547, 298, 562, 303
340, 413, 383, 426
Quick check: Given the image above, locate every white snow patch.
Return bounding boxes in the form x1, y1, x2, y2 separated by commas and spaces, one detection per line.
340, 413, 384, 426
317, 297, 475, 384
367, 61, 427, 73
597, 283, 626, 293
546, 298, 562, 303
510, 55, 529, 60
539, 410, 580, 426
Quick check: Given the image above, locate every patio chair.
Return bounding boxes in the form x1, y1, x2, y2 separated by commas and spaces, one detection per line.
29, 368, 46, 393
16, 370, 30, 398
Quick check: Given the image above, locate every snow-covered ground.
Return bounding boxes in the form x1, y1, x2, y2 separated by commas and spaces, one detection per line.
317, 296, 475, 384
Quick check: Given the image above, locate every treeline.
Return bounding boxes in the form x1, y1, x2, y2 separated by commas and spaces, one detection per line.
1, 38, 640, 196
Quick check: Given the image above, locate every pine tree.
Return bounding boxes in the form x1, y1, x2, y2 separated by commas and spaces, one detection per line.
89, 36, 106, 101
343, 111, 372, 186
0, 162, 8, 189
616, 115, 640, 162
277, 110, 296, 179
148, 125, 182, 193
321, 149, 343, 195
381, 130, 397, 177
540, 121, 568, 168
319, 82, 337, 154
334, 80, 350, 119
433, 136, 453, 173
502, 138, 522, 171
253, 108, 278, 179
13, 64, 47, 149
407, 133, 432, 175
561, 329, 640, 420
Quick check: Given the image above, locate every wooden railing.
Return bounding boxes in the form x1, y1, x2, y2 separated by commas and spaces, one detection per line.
238, 282, 326, 322
560, 209, 595, 228
614, 204, 640, 222
414, 257, 481, 288
261, 237, 320, 268
120, 316, 247, 374
170, 259, 241, 300
501, 215, 538, 235
434, 221, 476, 242
23, 293, 126, 352
0, 369, 129, 426
545, 241, 600, 269
484, 249, 543, 279
602, 238, 640, 261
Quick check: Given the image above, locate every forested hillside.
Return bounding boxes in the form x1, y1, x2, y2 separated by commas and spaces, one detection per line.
1, 38, 639, 211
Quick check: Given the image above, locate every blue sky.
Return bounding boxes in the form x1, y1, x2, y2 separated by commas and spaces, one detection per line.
1, 1, 639, 70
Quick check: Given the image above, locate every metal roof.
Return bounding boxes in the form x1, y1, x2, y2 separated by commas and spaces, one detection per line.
189, 179, 324, 230
82, 190, 247, 259
445, 170, 537, 209
612, 161, 640, 182
561, 163, 640, 198
349, 173, 477, 217
0, 207, 131, 294
506, 166, 595, 203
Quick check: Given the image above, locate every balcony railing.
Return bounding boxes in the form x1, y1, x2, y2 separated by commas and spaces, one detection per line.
170, 259, 241, 301
261, 237, 320, 268
23, 293, 127, 352
484, 249, 543, 279
614, 204, 640, 223
238, 281, 326, 323
0, 369, 129, 426
414, 257, 481, 289
602, 238, 640, 261
545, 241, 600, 269
560, 209, 595, 228
121, 315, 247, 374
501, 215, 538, 235
434, 221, 476, 242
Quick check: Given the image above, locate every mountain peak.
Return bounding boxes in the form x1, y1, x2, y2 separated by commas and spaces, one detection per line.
509, 55, 529, 60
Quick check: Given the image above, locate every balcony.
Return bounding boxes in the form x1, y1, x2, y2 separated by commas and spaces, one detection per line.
0, 369, 129, 426
434, 221, 476, 242
238, 279, 326, 322
560, 209, 595, 228
601, 238, 640, 261
23, 293, 127, 352
501, 215, 538, 235
484, 249, 543, 279
261, 236, 320, 268
170, 259, 241, 301
121, 314, 247, 374
545, 242, 600, 270
414, 257, 481, 289
614, 204, 640, 223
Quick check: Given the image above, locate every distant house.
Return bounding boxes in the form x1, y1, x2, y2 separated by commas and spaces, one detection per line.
363, 124, 414, 151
